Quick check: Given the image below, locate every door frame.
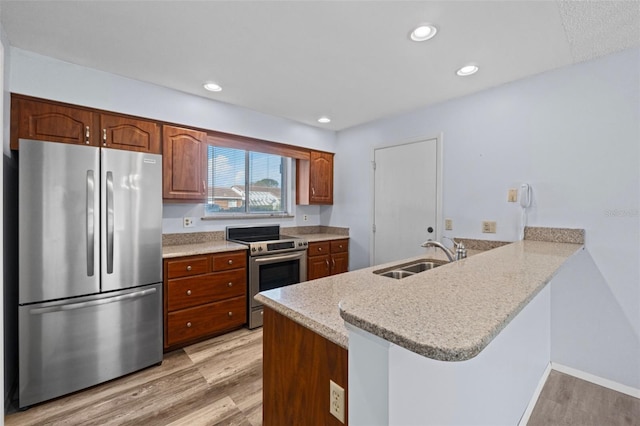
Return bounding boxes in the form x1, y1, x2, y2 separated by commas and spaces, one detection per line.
369, 133, 444, 266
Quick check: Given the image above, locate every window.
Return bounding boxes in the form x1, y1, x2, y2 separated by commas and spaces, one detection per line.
206, 145, 288, 215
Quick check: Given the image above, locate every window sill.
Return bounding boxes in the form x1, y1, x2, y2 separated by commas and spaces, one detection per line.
201, 214, 295, 221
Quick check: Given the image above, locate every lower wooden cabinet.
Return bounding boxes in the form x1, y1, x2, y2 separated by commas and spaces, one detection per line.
163, 250, 247, 350
263, 307, 348, 425
307, 238, 349, 281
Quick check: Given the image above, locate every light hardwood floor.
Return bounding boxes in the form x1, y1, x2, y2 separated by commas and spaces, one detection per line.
6, 327, 263, 426
528, 370, 640, 426
6, 327, 639, 425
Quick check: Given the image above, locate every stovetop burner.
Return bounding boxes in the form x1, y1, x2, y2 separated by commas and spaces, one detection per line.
226, 225, 308, 256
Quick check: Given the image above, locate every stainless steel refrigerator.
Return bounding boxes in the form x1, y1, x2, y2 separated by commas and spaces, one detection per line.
18, 139, 163, 408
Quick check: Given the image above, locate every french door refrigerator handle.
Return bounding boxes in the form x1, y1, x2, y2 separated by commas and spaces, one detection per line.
106, 171, 114, 274
86, 170, 95, 277
28, 287, 158, 315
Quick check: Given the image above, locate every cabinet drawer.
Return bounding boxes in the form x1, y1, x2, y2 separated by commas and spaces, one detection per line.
167, 269, 247, 311
166, 296, 246, 347
166, 256, 209, 279
212, 251, 246, 271
330, 239, 349, 254
308, 241, 331, 257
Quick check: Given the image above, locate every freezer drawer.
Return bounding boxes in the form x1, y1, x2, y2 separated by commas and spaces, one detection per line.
19, 283, 163, 408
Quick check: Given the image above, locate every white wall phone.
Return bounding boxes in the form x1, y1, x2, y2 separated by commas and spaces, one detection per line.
519, 183, 532, 208
519, 183, 531, 240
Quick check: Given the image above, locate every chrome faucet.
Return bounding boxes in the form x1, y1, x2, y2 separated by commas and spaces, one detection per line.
420, 238, 467, 262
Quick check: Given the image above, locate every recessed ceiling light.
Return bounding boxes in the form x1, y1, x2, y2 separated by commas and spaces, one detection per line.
410, 24, 437, 42
203, 82, 222, 92
456, 64, 479, 76
317, 116, 331, 124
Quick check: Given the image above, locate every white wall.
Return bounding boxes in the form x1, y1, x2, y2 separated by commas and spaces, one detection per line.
0, 16, 4, 425
334, 48, 640, 389
9, 48, 337, 234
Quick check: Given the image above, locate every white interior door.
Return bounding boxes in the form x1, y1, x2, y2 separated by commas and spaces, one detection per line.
373, 139, 439, 265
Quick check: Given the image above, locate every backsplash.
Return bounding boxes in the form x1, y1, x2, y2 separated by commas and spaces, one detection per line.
163, 225, 349, 246
524, 227, 585, 244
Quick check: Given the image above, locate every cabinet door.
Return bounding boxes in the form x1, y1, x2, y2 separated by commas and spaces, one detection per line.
12, 96, 94, 149
308, 254, 330, 281
100, 113, 161, 153
330, 252, 349, 276
162, 125, 207, 201
309, 151, 334, 204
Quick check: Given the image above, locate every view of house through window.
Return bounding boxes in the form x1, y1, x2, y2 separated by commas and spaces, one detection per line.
206, 146, 287, 215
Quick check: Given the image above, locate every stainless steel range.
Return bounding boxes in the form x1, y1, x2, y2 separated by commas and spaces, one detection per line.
226, 225, 308, 328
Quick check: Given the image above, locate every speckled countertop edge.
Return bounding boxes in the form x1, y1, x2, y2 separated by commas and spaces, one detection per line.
256, 248, 477, 350
162, 241, 248, 258
338, 241, 583, 361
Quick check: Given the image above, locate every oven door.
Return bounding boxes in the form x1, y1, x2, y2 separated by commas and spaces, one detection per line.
248, 250, 307, 328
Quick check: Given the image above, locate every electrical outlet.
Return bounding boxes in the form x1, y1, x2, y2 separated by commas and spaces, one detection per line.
445, 218, 453, 231
482, 220, 497, 233
303, 214, 308, 221
329, 380, 345, 423
183, 217, 195, 228
508, 188, 518, 202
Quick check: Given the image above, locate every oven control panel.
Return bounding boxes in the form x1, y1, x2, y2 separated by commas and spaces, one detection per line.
249, 239, 308, 255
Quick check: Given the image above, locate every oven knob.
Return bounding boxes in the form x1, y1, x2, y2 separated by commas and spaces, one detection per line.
251, 247, 257, 252
258, 247, 263, 252
298, 242, 302, 247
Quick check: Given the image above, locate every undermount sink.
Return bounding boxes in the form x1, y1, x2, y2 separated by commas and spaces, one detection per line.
379, 270, 416, 279
374, 258, 449, 279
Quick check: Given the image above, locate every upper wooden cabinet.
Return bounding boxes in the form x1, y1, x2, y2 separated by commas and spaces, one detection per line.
162, 125, 208, 201
100, 113, 160, 153
10, 95, 161, 154
297, 150, 334, 205
11, 95, 94, 149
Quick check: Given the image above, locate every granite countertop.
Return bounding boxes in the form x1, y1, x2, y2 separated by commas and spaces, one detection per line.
288, 233, 349, 243
162, 241, 248, 258
256, 239, 583, 361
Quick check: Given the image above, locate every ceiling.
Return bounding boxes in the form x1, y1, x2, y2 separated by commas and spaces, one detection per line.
1, 1, 639, 131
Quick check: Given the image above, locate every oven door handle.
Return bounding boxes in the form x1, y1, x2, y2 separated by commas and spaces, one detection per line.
253, 252, 305, 264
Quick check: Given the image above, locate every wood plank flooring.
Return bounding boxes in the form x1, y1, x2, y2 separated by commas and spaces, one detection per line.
5, 327, 263, 426
527, 370, 640, 426
5, 326, 639, 425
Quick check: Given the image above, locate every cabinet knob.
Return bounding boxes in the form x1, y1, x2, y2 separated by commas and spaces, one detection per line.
318, 247, 323, 252
186, 265, 192, 271
228, 259, 233, 265
186, 322, 192, 328
186, 290, 191, 296
227, 282, 233, 287
339, 245, 343, 249
228, 312, 233, 317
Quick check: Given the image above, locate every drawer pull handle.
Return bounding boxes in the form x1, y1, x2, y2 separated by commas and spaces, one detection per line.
186, 265, 192, 271
318, 247, 323, 252
102, 128, 107, 146
186, 322, 192, 328
186, 290, 192, 296
227, 282, 233, 287
85, 126, 90, 144
228, 259, 233, 265
339, 245, 343, 249
228, 311, 233, 317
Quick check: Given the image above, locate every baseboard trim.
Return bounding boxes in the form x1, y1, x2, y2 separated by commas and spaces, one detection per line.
551, 362, 640, 399
518, 363, 552, 426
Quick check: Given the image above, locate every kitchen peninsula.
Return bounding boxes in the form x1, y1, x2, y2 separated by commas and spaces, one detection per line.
257, 227, 584, 425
